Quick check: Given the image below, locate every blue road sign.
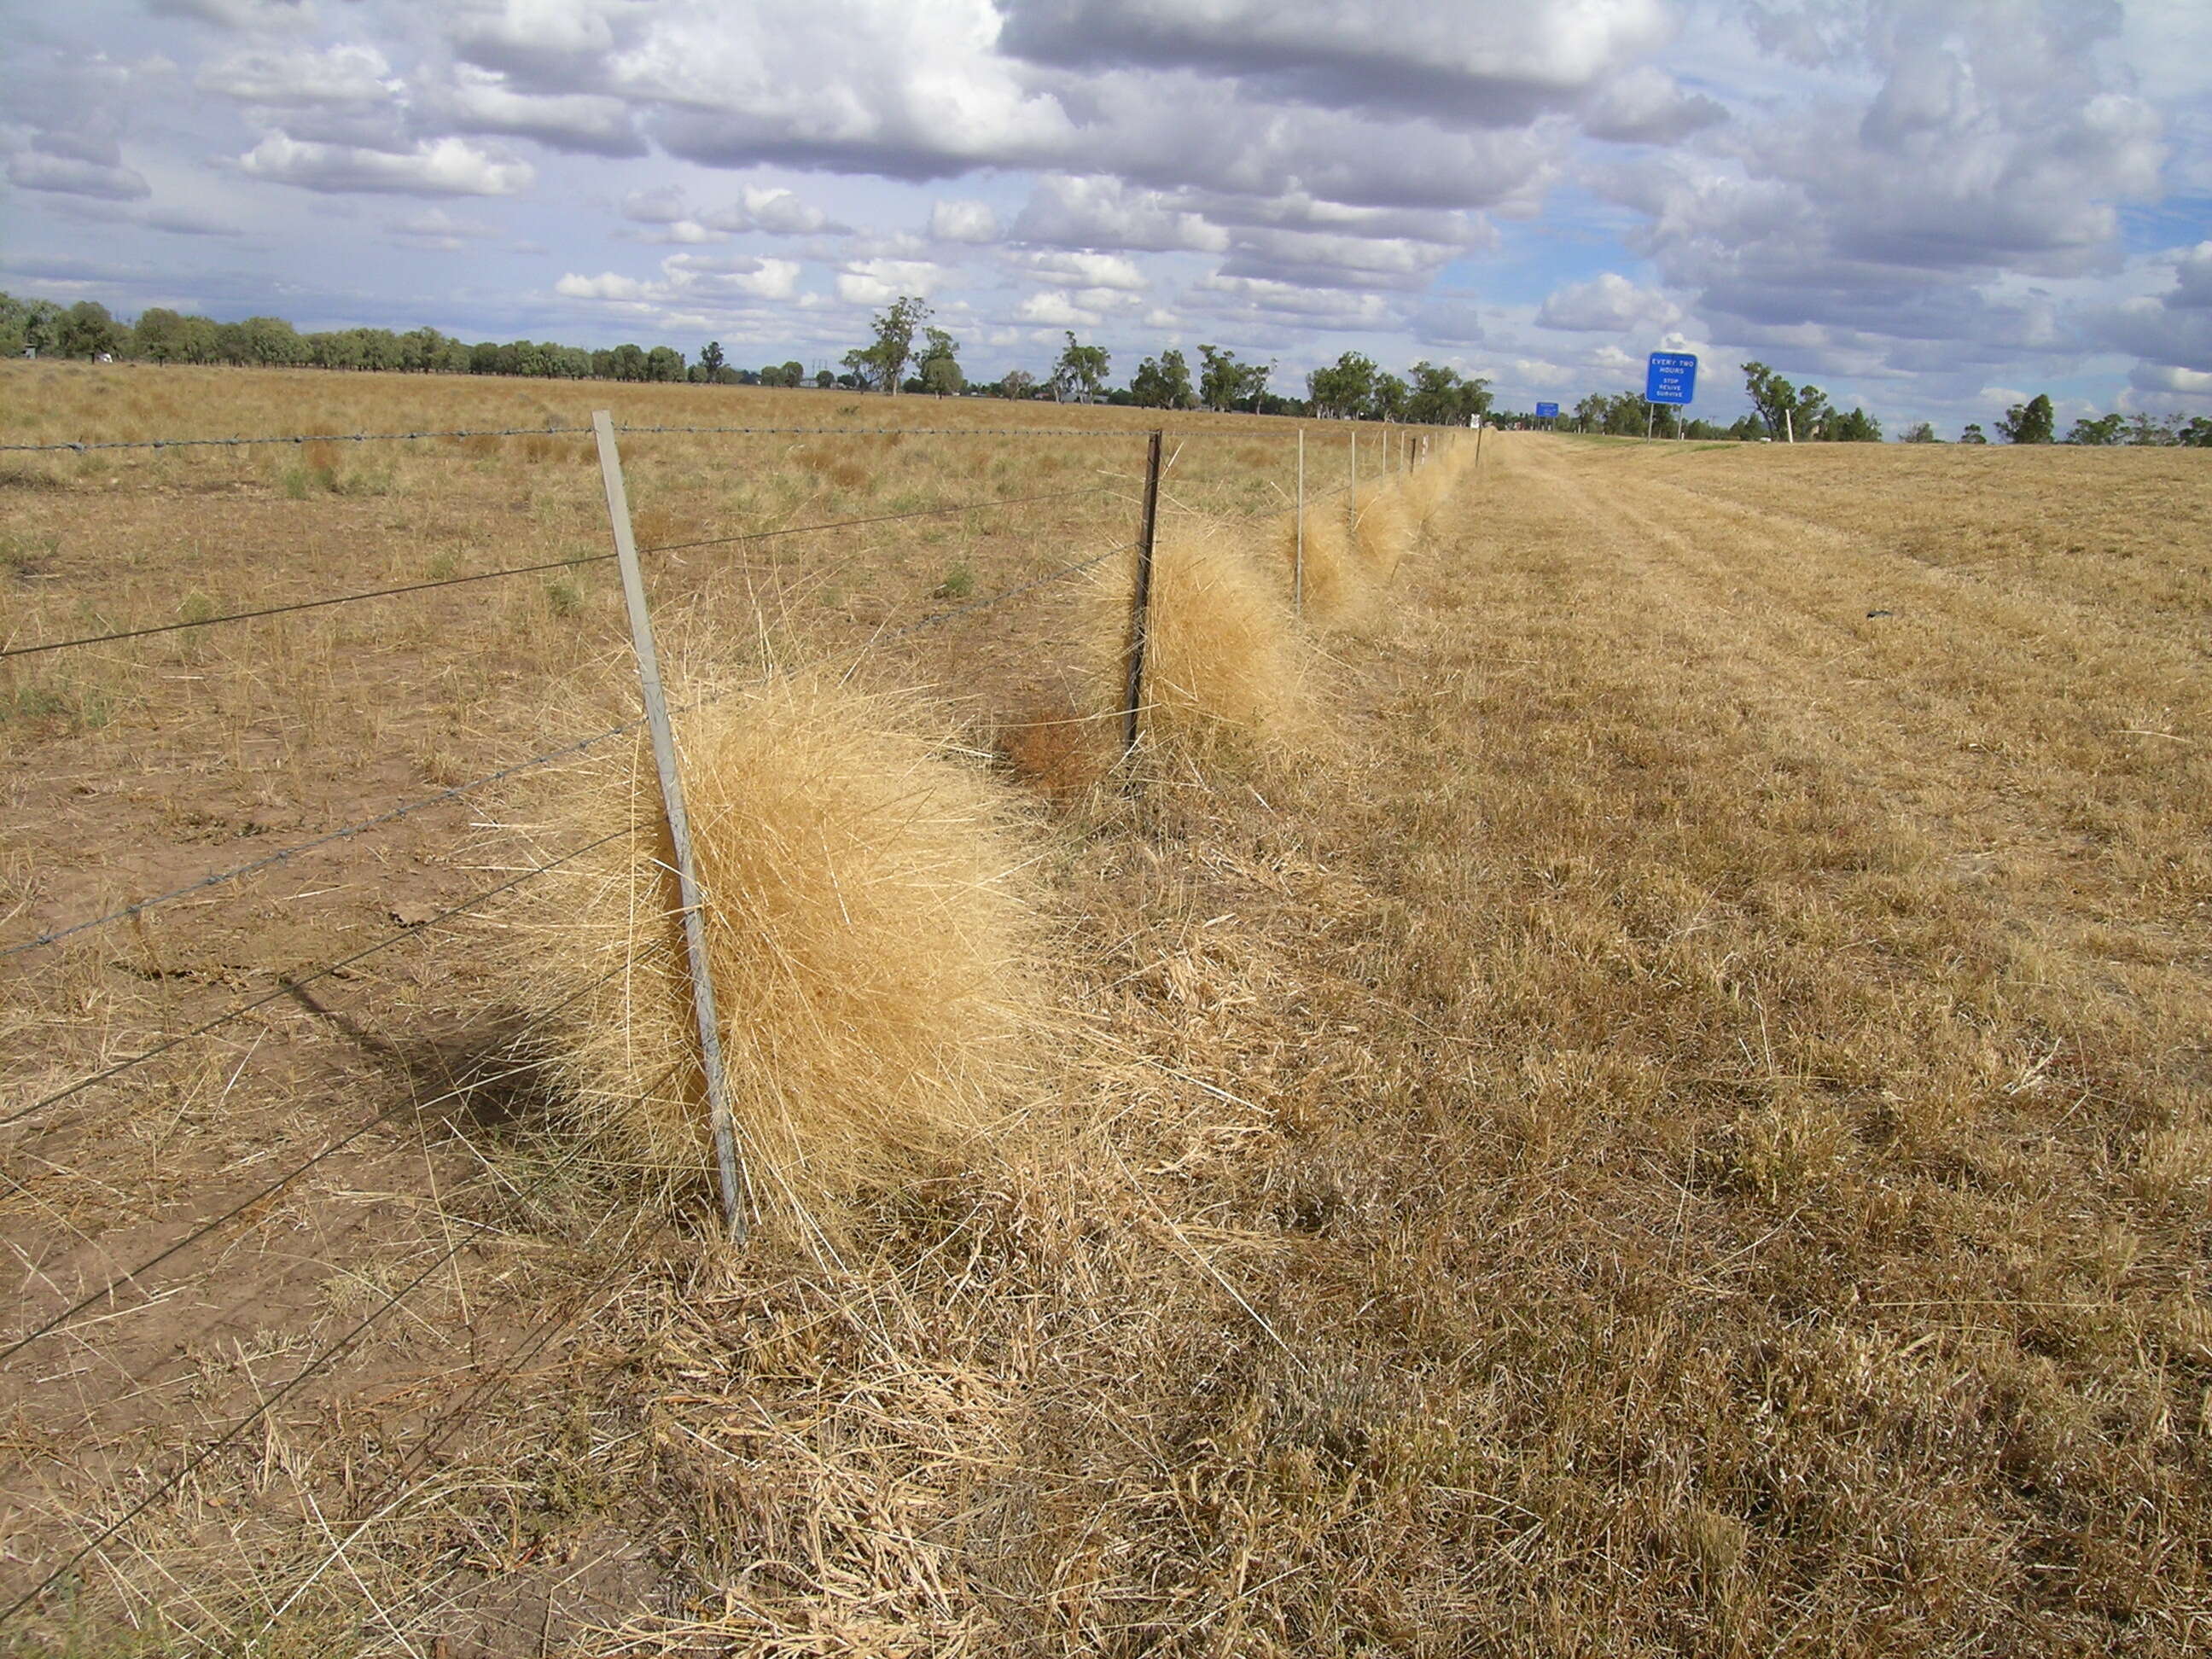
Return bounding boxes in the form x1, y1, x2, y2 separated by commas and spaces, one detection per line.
1534, 401, 1559, 419
1645, 352, 1697, 405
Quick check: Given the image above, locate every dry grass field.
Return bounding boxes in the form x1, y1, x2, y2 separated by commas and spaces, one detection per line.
3, 365, 2209, 1656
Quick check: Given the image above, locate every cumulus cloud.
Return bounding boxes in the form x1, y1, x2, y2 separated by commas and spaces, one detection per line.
738, 185, 839, 234
661, 253, 803, 299
1016, 288, 1104, 327
930, 198, 1002, 243
1580, 65, 1726, 144
1650, 5, 2162, 287
388, 205, 504, 247
1220, 226, 1463, 292
239, 132, 535, 195
0, 0, 2199, 428
199, 43, 397, 108
556, 252, 803, 308
621, 186, 688, 225
998, 0, 1674, 125
425, 65, 644, 157
2083, 245, 2212, 373
1010, 249, 1146, 290
1535, 271, 1679, 333
446, 0, 627, 85
835, 257, 951, 305
555, 271, 650, 300
1011, 174, 1226, 252
618, 181, 843, 240
576, 1, 1075, 178
7, 148, 153, 201
1412, 294, 1486, 345
2172, 241, 2212, 308
148, 0, 316, 30
1190, 271, 1400, 332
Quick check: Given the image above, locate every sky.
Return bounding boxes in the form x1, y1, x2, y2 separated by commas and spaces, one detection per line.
3, 0, 2209, 432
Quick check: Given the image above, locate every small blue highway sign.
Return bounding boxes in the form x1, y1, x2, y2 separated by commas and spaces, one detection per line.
1645, 352, 1697, 406
1534, 401, 1559, 419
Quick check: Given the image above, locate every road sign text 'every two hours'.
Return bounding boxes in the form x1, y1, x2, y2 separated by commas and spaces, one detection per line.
1645, 353, 1697, 406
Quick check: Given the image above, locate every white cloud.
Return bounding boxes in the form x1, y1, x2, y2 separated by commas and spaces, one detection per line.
0, 0, 2198, 430
1581, 65, 1726, 144
2130, 364, 2212, 396
198, 43, 396, 108
664, 253, 802, 299
427, 65, 643, 156
1535, 272, 1679, 333
622, 187, 688, 224
835, 257, 948, 305
1010, 249, 1146, 290
1220, 226, 1464, 292
741, 185, 834, 234
555, 251, 804, 311
388, 206, 502, 246
1190, 272, 1400, 331
556, 271, 650, 300
238, 132, 535, 195
604, 0, 1076, 177
1016, 289, 1103, 327
930, 198, 1001, 243
148, 0, 317, 31
1012, 174, 1226, 252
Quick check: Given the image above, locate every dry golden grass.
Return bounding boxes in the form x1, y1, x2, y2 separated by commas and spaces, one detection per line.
1264, 497, 1369, 627
85, 364, 2212, 1659
1103, 523, 1320, 760
1348, 479, 1414, 581
504, 674, 1047, 1221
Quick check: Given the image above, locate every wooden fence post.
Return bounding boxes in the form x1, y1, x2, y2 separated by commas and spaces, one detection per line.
592, 411, 747, 1239
1121, 429, 1165, 754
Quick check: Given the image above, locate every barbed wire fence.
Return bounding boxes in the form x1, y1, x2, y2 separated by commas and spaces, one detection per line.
0, 407, 1455, 1633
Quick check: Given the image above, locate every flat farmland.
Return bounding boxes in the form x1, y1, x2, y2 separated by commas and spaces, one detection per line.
3, 367, 2209, 1656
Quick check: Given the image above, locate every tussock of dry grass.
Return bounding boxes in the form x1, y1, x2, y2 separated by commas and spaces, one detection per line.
1267, 500, 1370, 628
1103, 524, 1318, 757
1348, 480, 1413, 582
510, 674, 1046, 1217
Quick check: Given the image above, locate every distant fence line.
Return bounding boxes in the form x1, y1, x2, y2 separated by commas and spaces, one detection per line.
0, 416, 1450, 455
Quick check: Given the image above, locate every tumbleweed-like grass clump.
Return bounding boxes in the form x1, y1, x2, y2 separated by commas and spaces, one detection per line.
516, 674, 1046, 1214
1267, 502, 1371, 628
1349, 482, 1414, 583
1103, 524, 1318, 756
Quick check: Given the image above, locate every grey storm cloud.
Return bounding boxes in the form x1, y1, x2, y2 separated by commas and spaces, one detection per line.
8, 148, 154, 201
996, 0, 1677, 126
2084, 246, 2212, 373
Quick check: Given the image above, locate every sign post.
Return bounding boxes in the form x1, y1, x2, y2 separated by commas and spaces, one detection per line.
1534, 401, 1559, 430
1644, 352, 1697, 441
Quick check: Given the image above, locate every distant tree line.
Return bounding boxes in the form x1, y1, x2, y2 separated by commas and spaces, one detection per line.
21, 288, 2197, 441
0, 291, 765, 385
1930, 393, 2210, 446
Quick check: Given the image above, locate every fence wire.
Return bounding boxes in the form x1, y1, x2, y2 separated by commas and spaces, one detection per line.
0, 409, 1195, 1628
3, 418, 1448, 457
0, 940, 669, 1365
0, 1120, 623, 1627
0, 425, 590, 455
0, 486, 1105, 663
3, 527, 1135, 963
1, 830, 626, 1133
